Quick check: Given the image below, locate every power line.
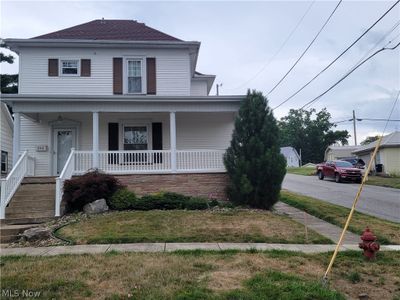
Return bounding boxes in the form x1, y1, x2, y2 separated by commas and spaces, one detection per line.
224, 1, 316, 92
300, 41, 400, 109
272, 0, 400, 110
267, 0, 343, 95
360, 118, 400, 122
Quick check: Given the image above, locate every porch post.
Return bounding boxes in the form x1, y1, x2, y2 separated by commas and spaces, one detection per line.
170, 111, 177, 173
92, 112, 99, 169
12, 112, 21, 166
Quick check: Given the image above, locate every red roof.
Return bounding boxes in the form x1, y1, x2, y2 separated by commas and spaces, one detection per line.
33, 19, 182, 41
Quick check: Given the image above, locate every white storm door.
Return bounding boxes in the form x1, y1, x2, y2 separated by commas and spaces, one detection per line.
53, 128, 76, 175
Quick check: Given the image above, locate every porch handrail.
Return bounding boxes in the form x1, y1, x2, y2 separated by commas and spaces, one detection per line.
0, 151, 34, 219
55, 149, 75, 217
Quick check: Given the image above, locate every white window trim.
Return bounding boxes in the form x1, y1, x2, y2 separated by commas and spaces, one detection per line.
123, 57, 147, 95
120, 121, 152, 151
59, 59, 80, 77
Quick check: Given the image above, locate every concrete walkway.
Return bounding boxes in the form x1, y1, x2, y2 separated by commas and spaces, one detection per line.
1, 243, 399, 256
274, 202, 361, 244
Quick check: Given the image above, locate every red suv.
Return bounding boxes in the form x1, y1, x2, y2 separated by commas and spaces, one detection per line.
316, 160, 362, 183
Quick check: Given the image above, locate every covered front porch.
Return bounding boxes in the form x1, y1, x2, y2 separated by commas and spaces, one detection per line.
1, 95, 241, 218
14, 110, 234, 176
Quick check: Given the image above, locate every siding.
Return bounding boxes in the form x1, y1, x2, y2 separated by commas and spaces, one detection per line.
176, 112, 234, 149
381, 148, 400, 175
1, 104, 13, 173
190, 80, 208, 96
19, 48, 191, 96
20, 112, 234, 176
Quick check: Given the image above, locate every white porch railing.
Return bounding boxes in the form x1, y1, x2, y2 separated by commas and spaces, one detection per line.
55, 149, 75, 217
55, 149, 226, 217
0, 151, 35, 219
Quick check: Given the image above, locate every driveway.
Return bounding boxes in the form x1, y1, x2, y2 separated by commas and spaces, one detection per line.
283, 174, 400, 223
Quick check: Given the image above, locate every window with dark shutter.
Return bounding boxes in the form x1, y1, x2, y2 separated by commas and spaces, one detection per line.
146, 57, 156, 95
113, 58, 123, 94
48, 59, 59, 76
81, 59, 91, 77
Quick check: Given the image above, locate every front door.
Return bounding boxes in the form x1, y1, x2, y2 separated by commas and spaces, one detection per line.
53, 128, 76, 175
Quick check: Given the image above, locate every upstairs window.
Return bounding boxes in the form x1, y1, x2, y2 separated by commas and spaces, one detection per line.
127, 60, 142, 93
61, 60, 79, 76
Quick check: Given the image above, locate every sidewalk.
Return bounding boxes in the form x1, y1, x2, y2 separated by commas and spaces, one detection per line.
1, 243, 399, 256
274, 202, 360, 244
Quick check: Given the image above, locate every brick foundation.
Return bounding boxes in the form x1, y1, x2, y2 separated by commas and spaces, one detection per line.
115, 173, 229, 200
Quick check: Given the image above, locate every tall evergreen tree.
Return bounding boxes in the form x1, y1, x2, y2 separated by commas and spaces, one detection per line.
224, 90, 286, 209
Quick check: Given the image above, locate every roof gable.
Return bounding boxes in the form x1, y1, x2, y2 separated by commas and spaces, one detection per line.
32, 19, 182, 42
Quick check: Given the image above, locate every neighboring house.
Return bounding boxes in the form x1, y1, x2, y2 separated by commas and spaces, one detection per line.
352, 131, 400, 175
0, 102, 13, 177
1, 19, 244, 219
280, 147, 300, 167
324, 145, 360, 161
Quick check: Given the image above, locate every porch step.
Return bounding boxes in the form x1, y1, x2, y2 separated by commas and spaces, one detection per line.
0, 224, 39, 243
4, 182, 56, 225
1, 217, 55, 226
22, 176, 56, 184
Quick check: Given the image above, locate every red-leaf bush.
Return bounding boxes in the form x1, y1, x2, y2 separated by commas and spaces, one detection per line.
63, 170, 123, 213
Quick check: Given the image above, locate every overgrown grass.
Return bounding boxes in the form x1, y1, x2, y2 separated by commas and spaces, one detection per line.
56, 210, 331, 244
286, 167, 316, 176
1, 250, 399, 299
280, 191, 400, 244
365, 175, 400, 189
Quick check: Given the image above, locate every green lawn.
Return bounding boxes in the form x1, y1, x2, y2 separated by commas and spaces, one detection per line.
286, 167, 316, 176
365, 175, 400, 189
1, 250, 399, 299
280, 191, 400, 244
56, 209, 331, 245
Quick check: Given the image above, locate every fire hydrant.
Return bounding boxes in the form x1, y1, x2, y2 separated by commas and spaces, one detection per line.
359, 227, 380, 260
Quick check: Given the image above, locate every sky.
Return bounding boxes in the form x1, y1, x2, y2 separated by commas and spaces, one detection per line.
1, 0, 399, 144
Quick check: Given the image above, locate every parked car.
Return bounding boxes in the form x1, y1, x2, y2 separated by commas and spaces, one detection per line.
316, 160, 362, 183
340, 157, 365, 169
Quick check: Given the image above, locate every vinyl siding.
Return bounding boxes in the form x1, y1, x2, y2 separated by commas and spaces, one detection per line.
20, 112, 234, 176
1, 104, 13, 173
19, 47, 191, 96
176, 112, 234, 149
190, 80, 208, 96
380, 148, 400, 175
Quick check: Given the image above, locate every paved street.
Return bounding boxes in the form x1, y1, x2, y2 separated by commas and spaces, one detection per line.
283, 174, 400, 223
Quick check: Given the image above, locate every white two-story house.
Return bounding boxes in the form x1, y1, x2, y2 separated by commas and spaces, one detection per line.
1, 19, 243, 220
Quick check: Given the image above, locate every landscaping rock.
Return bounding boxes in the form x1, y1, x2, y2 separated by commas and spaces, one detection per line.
83, 198, 109, 214
21, 227, 51, 242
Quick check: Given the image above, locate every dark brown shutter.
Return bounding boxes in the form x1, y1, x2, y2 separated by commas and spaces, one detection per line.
146, 57, 156, 95
152, 122, 163, 163
81, 59, 91, 77
113, 57, 123, 94
108, 123, 119, 164
48, 59, 58, 76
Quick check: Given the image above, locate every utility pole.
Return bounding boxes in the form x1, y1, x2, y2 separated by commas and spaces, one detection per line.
352, 110, 357, 146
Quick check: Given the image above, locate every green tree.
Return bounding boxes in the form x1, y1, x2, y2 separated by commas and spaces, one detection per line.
279, 108, 349, 163
360, 135, 379, 145
224, 90, 286, 209
1, 41, 18, 94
